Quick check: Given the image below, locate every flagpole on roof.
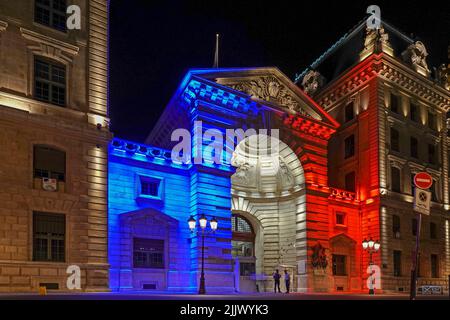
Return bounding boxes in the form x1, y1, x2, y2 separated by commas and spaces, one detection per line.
213, 33, 219, 68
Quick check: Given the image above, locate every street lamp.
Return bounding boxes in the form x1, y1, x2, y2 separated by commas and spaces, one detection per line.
188, 215, 218, 294
362, 238, 380, 295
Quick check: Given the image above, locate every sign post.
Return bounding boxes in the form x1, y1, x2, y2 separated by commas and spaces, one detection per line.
410, 172, 432, 300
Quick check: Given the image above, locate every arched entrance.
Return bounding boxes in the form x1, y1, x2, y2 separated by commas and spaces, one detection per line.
231, 134, 306, 292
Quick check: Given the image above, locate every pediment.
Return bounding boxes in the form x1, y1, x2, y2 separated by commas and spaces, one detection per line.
193, 67, 339, 127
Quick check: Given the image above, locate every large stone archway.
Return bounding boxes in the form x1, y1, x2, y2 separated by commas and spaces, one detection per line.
230, 134, 306, 292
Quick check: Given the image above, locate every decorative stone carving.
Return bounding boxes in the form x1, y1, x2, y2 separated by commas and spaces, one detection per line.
402, 41, 431, 77
301, 70, 325, 96
231, 77, 309, 116
311, 243, 328, 269
360, 26, 394, 60
231, 151, 256, 186
437, 64, 450, 91
278, 156, 294, 187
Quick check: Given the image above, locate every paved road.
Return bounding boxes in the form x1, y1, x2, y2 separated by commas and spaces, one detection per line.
0, 292, 448, 300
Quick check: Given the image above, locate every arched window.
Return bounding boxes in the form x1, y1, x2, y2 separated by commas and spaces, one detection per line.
231, 215, 255, 258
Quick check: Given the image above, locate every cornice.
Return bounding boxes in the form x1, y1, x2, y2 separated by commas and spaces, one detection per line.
20, 27, 79, 60
316, 53, 450, 111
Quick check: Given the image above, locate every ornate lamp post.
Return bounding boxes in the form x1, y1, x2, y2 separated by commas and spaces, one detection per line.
188, 215, 218, 294
362, 238, 380, 295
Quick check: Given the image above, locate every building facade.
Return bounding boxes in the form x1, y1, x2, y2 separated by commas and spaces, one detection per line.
0, 0, 110, 292
109, 22, 450, 293
1, 1, 449, 294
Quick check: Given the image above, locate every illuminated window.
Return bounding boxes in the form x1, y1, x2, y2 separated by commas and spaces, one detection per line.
332, 255, 347, 276
410, 137, 418, 159
345, 101, 354, 123
345, 172, 356, 192
33, 212, 65, 262
390, 128, 400, 152
138, 176, 162, 199
410, 102, 419, 122
33, 145, 66, 181
133, 238, 164, 269
393, 250, 402, 277
390, 94, 400, 114
430, 254, 439, 278
232, 215, 253, 234
231, 215, 255, 258
35, 0, 67, 32
431, 180, 438, 202
34, 57, 66, 106
336, 212, 345, 226
393, 215, 401, 238
344, 135, 355, 159
391, 167, 401, 193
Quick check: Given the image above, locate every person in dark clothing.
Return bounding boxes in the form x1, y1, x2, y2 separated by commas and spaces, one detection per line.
284, 270, 290, 293
273, 269, 281, 293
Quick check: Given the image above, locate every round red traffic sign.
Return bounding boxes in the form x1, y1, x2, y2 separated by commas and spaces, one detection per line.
414, 172, 433, 189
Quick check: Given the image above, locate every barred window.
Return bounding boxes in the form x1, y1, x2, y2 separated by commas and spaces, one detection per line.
232, 215, 253, 233
133, 238, 164, 269
34, 57, 66, 106
33, 212, 65, 262
35, 0, 67, 32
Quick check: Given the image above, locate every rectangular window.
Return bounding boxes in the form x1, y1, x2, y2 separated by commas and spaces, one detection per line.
133, 238, 164, 269
430, 222, 437, 239
393, 250, 402, 277
344, 135, 355, 159
345, 101, 354, 123
391, 167, 401, 193
138, 176, 162, 199
336, 212, 345, 226
430, 254, 439, 278
332, 255, 347, 276
393, 215, 401, 238
344, 172, 356, 192
141, 180, 160, 197
34, 57, 66, 106
410, 137, 418, 159
428, 112, 436, 130
33, 145, 66, 181
390, 94, 399, 114
35, 0, 67, 32
33, 212, 65, 262
431, 181, 438, 202
390, 128, 400, 152
428, 144, 436, 165
410, 103, 419, 122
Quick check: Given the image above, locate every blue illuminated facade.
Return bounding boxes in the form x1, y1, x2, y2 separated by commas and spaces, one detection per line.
107, 69, 259, 292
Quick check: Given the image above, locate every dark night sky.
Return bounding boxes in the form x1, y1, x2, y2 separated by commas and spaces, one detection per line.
109, 0, 450, 143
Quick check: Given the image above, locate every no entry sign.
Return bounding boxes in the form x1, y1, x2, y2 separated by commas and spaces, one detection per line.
414, 172, 433, 190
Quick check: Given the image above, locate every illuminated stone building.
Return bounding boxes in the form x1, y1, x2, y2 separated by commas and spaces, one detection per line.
109, 20, 450, 294
0, 1, 110, 292
297, 22, 450, 292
